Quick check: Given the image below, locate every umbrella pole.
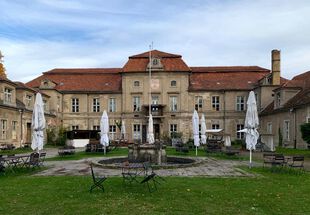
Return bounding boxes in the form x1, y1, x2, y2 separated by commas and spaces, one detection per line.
196, 146, 197, 156
249, 149, 252, 168
104, 145, 106, 155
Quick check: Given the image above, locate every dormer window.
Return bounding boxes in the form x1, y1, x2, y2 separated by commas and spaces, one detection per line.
43, 81, 48, 87
134, 81, 140, 87
153, 58, 158, 65
4, 88, 12, 103
276, 92, 281, 107
171, 80, 177, 87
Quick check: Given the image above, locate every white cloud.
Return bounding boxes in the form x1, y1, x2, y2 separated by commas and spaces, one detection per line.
0, 0, 310, 82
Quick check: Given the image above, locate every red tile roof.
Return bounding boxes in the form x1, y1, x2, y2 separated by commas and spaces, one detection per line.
261, 71, 310, 115
189, 66, 270, 91
27, 68, 122, 93
123, 50, 191, 72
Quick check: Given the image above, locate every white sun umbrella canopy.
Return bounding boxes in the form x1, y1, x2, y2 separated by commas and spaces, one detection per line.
192, 110, 200, 156
100, 110, 109, 154
200, 114, 207, 145
244, 91, 259, 167
31, 92, 46, 152
147, 114, 155, 144
121, 120, 126, 139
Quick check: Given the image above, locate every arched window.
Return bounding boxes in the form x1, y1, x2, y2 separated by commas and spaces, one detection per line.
171, 80, 177, 87
134, 81, 140, 87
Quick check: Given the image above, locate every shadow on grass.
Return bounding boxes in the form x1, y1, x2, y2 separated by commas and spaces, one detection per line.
0, 166, 47, 178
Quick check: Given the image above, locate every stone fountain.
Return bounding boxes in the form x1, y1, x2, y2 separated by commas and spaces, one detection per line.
128, 142, 167, 164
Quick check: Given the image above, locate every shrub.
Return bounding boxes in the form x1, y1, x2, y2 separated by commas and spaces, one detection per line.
300, 123, 310, 147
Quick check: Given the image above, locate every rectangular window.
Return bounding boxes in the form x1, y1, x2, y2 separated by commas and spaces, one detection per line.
109, 125, 116, 140
109, 98, 116, 112
72, 125, 79, 130
195, 96, 203, 111
133, 96, 141, 112
93, 98, 100, 112
276, 92, 281, 107
211, 96, 220, 111
236, 96, 245, 111
12, 121, 17, 140
25, 95, 32, 107
267, 122, 272, 134
212, 124, 220, 130
43, 99, 47, 112
72, 98, 79, 112
169, 96, 178, 112
237, 124, 245, 139
133, 124, 141, 140
152, 95, 159, 105
4, 88, 12, 103
93, 125, 100, 130
170, 124, 177, 137
307, 117, 310, 123
284, 120, 290, 141
1, 120, 7, 139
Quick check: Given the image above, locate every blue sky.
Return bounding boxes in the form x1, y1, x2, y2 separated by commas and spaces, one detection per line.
1, 0, 310, 82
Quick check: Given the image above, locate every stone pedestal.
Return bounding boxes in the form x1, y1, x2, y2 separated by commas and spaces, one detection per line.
128, 143, 167, 164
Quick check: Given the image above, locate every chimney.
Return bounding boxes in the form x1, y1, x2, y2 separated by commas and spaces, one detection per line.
271, 49, 281, 85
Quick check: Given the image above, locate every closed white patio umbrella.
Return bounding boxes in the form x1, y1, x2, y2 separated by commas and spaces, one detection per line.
147, 114, 155, 144
239, 91, 259, 167
121, 120, 126, 139
192, 110, 200, 156
31, 92, 46, 152
100, 110, 109, 154
200, 114, 207, 145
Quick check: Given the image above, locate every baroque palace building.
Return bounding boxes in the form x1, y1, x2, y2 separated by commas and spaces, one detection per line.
1, 49, 309, 148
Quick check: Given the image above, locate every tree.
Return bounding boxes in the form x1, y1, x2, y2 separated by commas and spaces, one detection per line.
300, 123, 310, 148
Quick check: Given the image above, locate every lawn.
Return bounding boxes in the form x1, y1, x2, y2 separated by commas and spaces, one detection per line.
276, 147, 310, 158
0, 168, 309, 215
0, 147, 32, 155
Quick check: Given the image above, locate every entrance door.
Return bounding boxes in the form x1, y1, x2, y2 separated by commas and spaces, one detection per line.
26, 123, 31, 144
154, 124, 160, 140
142, 125, 147, 144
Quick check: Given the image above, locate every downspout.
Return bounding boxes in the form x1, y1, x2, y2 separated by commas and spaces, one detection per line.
223, 90, 226, 131
19, 109, 24, 148
294, 108, 297, 149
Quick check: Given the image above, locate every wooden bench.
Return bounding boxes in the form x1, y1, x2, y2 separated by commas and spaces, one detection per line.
287, 155, 304, 170
58, 147, 75, 156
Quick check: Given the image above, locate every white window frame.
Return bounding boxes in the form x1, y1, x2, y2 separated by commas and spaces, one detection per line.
25, 94, 32, 108
284, 120, 290, 141
267, 122, 272, 134
93, 125, 100, 130
170, 124, 177, 137
133, 96, 141, 112
4, 88, 12, 104
276, 92, 281, 107
195, 96, 203, 111
109, 98, 116, 112
1, 119, 7, 140
236, 96, 245, 111
211, 96, 220, 111
72, 98, 79, 112
12, 121, 17, 140
171, 80, 177, 87
169, 96, 178, 112
93, 98, 100, 112
212, 124, 220, 130
109, 125, 116, 140
133, 124, 141, 140
72, 125, 79, 130
236, 124, 245, 139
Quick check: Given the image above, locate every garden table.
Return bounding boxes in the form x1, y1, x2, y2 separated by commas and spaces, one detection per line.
1, 154, 30, 171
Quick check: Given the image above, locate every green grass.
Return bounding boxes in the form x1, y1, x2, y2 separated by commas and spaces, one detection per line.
45, 147, 129, 161
0, 147, 32, 155
276, 147, 310, 158
0, 167, 309, 215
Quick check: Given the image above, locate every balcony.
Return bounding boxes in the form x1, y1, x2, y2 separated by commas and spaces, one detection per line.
142, 104, 165, 117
